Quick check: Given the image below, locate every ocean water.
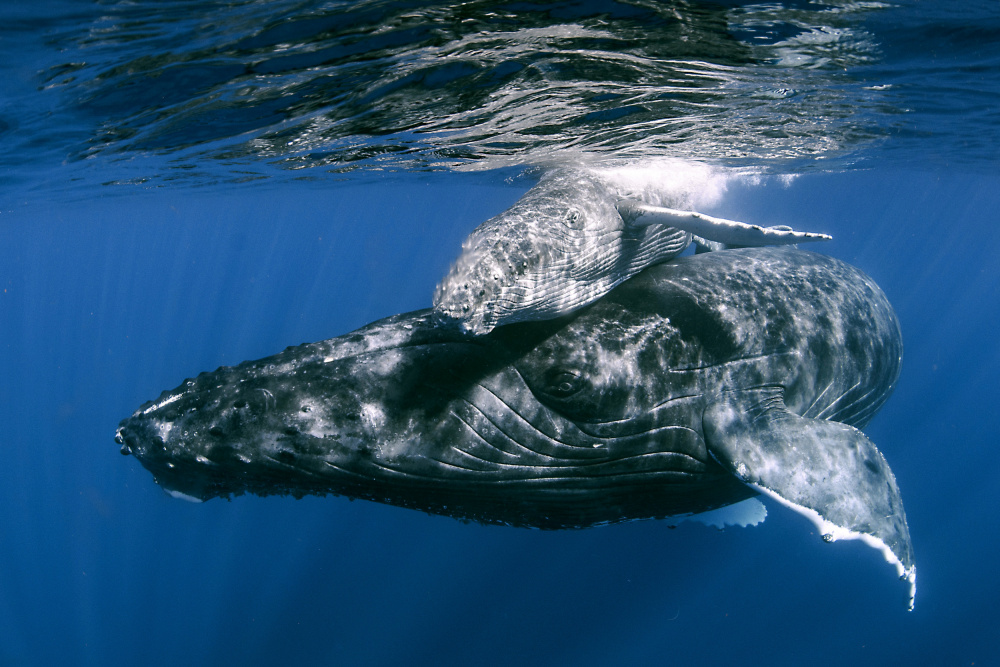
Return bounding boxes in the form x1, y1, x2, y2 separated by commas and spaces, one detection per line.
1, 2, 999, 665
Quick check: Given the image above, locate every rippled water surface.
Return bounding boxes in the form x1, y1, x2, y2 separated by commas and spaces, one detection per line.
3, 0, 999, 193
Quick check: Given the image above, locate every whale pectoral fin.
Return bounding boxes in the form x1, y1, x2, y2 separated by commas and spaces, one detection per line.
692, 234, 727, 253
616, 199, 831, 247
703, 388, 916, 609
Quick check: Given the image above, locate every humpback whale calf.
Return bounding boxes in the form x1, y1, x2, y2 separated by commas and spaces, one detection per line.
117, 248, 914, 607
434, 169, 831, 335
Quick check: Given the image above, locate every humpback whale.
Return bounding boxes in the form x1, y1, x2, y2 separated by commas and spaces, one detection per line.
117, 248, 914, 607
434, 170, 831, 335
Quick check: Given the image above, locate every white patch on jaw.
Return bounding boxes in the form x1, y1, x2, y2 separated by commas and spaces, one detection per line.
165, 488, 204, 503
751, 483, 917, 610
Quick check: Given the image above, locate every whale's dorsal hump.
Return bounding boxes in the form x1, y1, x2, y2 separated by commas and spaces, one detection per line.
703, 387, 916, 610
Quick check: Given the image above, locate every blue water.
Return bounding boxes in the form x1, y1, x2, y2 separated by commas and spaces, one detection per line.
2, 2, 1000, 665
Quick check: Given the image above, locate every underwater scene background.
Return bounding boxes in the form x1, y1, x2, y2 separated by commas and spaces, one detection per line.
1, 1, 999, 665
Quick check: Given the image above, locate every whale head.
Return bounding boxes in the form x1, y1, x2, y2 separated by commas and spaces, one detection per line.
433, 171, 691, 335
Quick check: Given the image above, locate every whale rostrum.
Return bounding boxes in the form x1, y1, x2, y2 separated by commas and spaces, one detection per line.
117, 248, 914, 608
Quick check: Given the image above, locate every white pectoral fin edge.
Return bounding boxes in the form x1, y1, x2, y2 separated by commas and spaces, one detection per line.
703, 392, 915, 610
752, 483, 917, 611
616, 199, 832, 247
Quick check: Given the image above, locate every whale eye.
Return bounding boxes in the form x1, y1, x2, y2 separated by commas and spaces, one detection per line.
541, 368, 586, 399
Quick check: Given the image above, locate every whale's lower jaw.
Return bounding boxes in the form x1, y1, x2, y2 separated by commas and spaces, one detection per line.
139, 460, 755, 530
117, 419, 754, 529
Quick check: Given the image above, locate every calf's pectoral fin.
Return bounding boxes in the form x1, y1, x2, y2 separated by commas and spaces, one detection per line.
692, 235, 726, 254
703, 387, 916, 610
616, 199, 831, 248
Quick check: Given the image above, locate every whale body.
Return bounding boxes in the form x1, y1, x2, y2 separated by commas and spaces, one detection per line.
433, 170, 830, 334
117, 248, 913, 606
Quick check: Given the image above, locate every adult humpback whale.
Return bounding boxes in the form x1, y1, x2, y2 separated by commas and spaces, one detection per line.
434, 169, 831, 335
116, 248, 914, 607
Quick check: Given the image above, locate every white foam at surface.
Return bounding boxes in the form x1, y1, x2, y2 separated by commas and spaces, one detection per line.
589, 158, 760, 210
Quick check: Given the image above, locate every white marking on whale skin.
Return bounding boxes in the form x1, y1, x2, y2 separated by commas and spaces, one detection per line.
686, 497, 768, 529
296, 398, 339, 440
141, 392, 184, 416
751, 483, 917, 611
155, 420, 174, 443
321, 318, 428, 364
361, 402, 386, 433
165, 488, 204, 503
367, 349, 406, 377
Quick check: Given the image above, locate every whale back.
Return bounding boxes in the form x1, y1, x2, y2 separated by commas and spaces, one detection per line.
510, 247, 902, 430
